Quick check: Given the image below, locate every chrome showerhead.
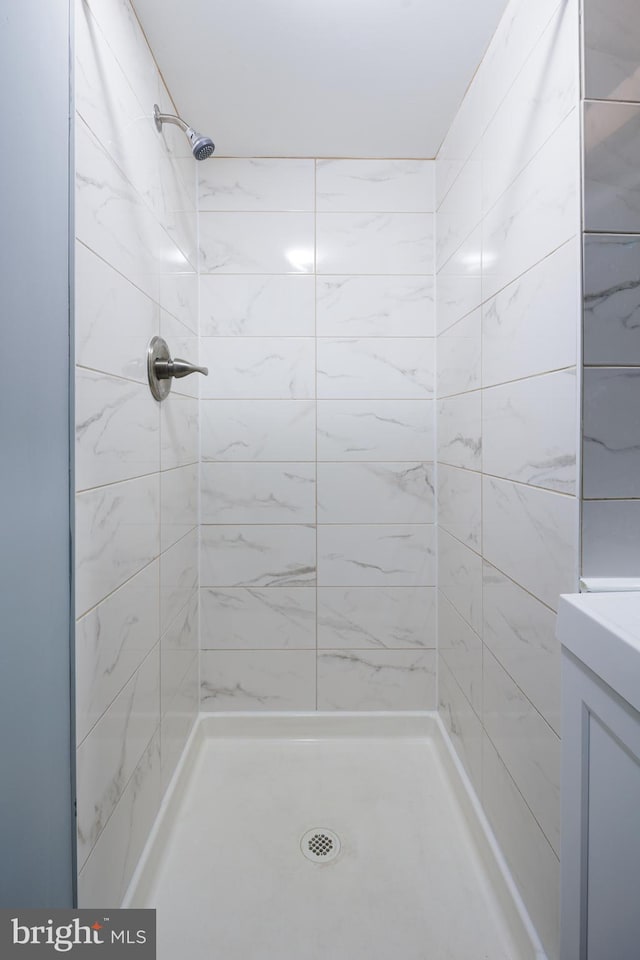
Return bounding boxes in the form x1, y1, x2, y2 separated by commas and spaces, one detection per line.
153, 104, 215, 161
186, 127, 215, 161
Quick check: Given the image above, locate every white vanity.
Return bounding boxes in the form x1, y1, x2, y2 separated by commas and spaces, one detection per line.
557, 592, 640, 960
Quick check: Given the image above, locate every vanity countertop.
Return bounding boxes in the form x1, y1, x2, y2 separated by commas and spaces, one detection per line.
557, 592, 640, 714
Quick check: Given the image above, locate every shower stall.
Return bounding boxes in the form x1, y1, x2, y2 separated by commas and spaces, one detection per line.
71, 0, 579, 951
3, 0, 639, 957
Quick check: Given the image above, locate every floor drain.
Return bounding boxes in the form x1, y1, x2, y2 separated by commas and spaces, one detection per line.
301, 828, 341, 863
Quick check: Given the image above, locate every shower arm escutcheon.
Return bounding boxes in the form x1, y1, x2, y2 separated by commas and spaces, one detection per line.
147, 336, 208, 401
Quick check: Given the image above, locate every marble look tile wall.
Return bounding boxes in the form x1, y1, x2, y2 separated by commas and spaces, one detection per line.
582, 0, 640, 576
198, 158, 436, 711
435, 1, 581, 956
74, 0, 198, 905
584, 0, 640, 102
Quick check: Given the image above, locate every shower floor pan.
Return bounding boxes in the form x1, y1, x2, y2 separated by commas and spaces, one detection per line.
125, 714, 545, 960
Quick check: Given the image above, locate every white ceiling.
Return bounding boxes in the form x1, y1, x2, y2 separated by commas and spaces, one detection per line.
133, 0, 508, 159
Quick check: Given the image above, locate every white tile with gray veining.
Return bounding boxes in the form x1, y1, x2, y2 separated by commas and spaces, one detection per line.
437, 309, 481, 398
584, 234, 640, 364
75, 241, 159, 382
76, 473, 160, 618
483, 649, 561, 855
584, 0, 640, 101
436, 158, 467, 214
482, 0, 578, 215
482, 476, 578, 610
75, 560, 159, 746
77, 3, 197, 264
76, 118, 189, 300
481, 0, 564, 128
483, 562, 560, 735
161, 590, 198, 713
316, 213, 434, 275
439, 593, 482, 717
202, 400, 316, 461
317, 650, 436, 711
76, 646, 159, 869
77, 731, 160, 908
201, 524, 316, 588
482, 239, 579, 387
163, 649, 197, 738
583, 367, 640, 498
160, 656, 198, 794
199, 158, 315, 211
437, 391, 482, 470
201, 462, 316, 524
317, 399, 433, 461
431, 8, 576, 954
75, 0, 199, 912
199, 274, 315, 336
582, 499, 640, 577
437, 77, 484, 206
160, 529, 198, 633
200, 650, 316, 711
317, 587, 436, 649
317, 524, 435, 587
199, 212, 315, 274
436, 226, 483, 330
316, 159, 435, 212
156, 157, 198, 268
84, 0, 161, 127
482, 735, 560, 960
200, 338, 315, 399
200, 587, 316, 650
438, 528, 483, 636
158, 272, 198, 334
584, 101, 640, 233
75, 0, 165, 216
482, 109, 579, 300
438, 464, 482, 553
153, 139, 194, 235
483, 369, 577, 494
160, 394, 198, 470
438, 656, 483, 794
436, 273, 482, 336
316, 276, 434, 337
317, 462, 434, 524
160, 464, 198, 553
317, 338, 434, 399
76, 368, 159, 491
436, 150, 482, 271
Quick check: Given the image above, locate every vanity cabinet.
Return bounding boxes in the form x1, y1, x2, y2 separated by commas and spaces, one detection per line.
558, 594, 640, 960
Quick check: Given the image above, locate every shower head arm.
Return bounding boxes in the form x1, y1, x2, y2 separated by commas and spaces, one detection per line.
153, 103, 215, 161
153, 104, 189, 134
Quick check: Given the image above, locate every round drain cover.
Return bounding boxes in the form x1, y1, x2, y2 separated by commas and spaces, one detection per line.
300, 828, 341, 863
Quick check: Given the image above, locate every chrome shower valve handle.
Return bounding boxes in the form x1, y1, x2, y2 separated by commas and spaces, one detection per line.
147, 336, 208, 401
154, 357, 209, 380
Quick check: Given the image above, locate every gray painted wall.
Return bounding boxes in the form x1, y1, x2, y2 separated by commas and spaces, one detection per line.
0, 1, 74, 906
